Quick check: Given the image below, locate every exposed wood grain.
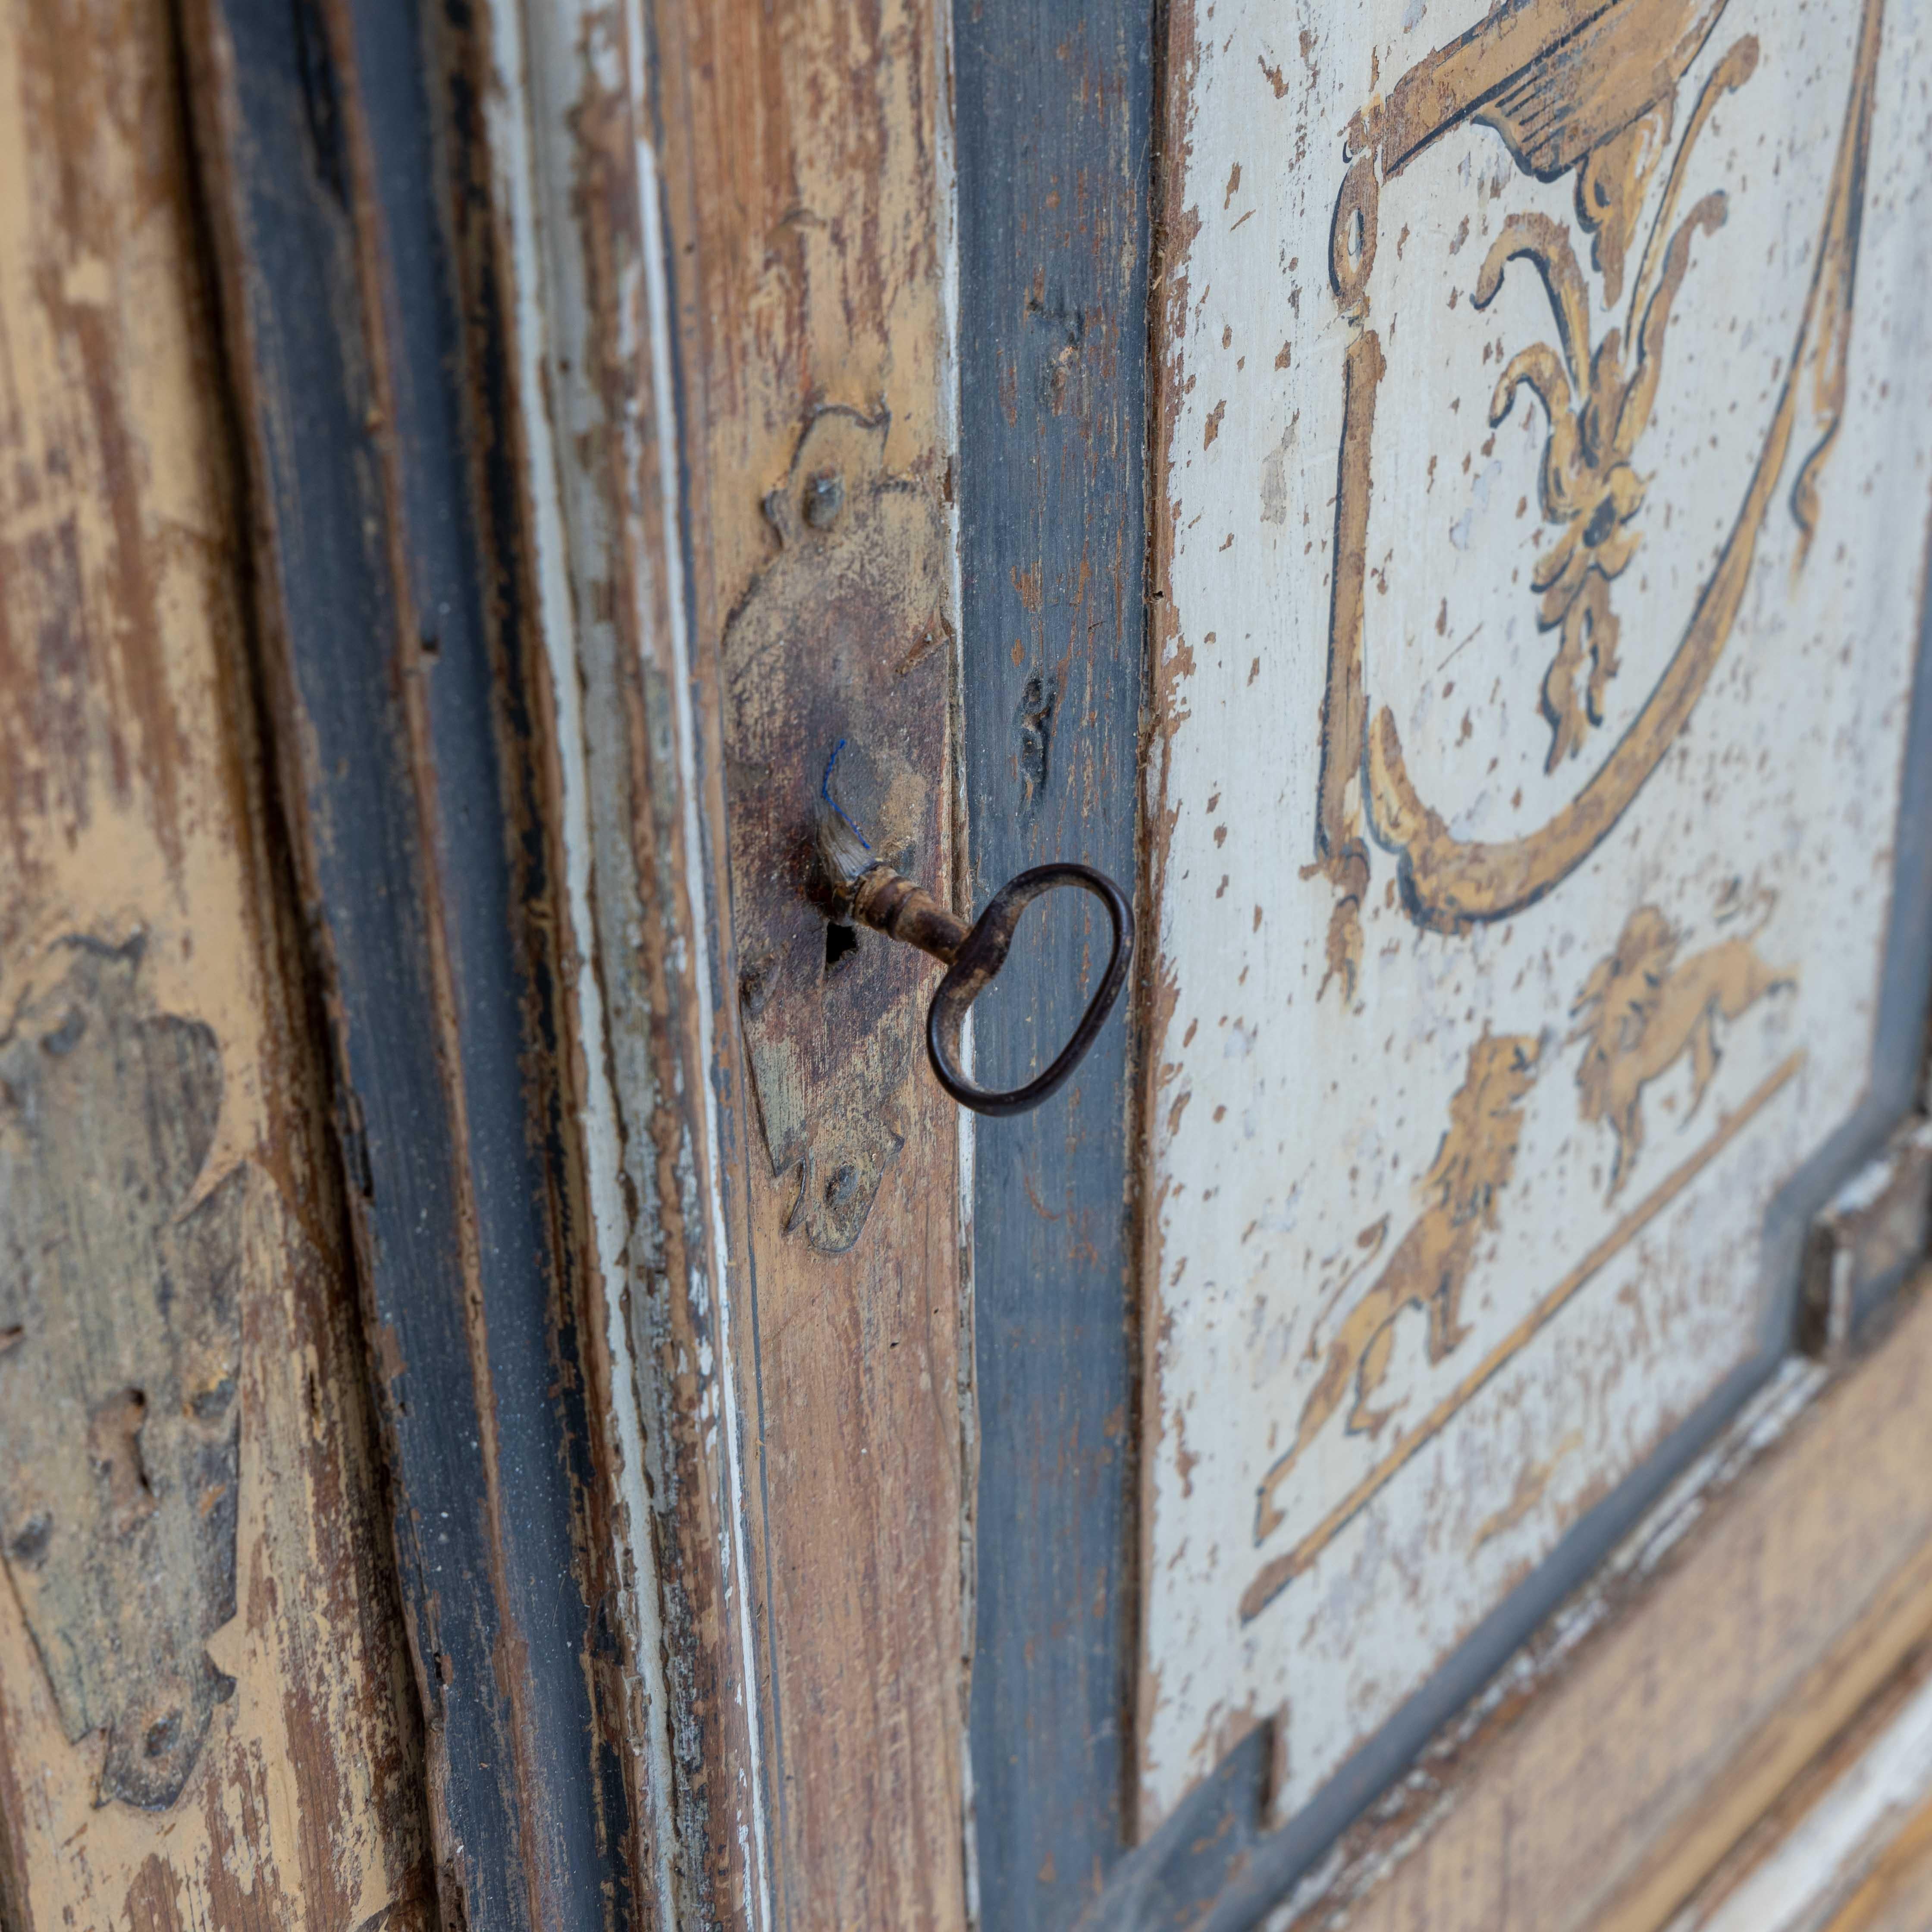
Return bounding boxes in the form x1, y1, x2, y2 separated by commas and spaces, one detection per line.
1667, 1629, 1932, 1929
461, 0, 769, 1921
182, 0, 642, 1920
1593, 1538, 1932, 1931
0, 0, 432, 1919
952, 0, 1154, 1922
1275, 1273, 1932, 1932
647, 0, 969, 1923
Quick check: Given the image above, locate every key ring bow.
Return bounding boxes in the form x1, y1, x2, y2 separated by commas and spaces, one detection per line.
816, 745, 1133, 1117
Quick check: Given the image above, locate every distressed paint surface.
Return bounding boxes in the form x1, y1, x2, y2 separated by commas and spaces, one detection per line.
0, 0, 432, 1918
184, 0, 654, 1916
1253, 1275, 1932, 1932
1672, 1640, 1932, 1932
1142, 0, 1932, 1849
1803, 1116, 1932, 1350
468, 0, 766, 1921
953, 0, 1154, 1922
0, 940, 245, 1812
648, 0, 972, 1923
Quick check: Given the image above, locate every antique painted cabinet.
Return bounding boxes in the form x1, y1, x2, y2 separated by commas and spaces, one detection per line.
0, 0, 1929, 1926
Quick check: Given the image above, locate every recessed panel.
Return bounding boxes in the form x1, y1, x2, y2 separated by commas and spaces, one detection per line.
1142, 0, 1931, 1838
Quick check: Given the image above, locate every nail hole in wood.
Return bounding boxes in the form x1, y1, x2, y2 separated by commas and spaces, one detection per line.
8, 1511, 51, 1567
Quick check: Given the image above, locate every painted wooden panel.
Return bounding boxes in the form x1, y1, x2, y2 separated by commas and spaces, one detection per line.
1142, 0, 1932, 1867
0, 0, 433, 1921
1272, 1273, 1932, 1932
642, 1, 972, 1925
465, 0, 767, 1920
184, 0, 649, 1916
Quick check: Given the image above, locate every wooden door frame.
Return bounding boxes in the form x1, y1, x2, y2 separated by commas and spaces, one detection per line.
182, 0, 659, 1921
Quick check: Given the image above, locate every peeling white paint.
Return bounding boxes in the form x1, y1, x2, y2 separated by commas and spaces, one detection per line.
632, 104, 778, 1932
480, 1, 772, 1919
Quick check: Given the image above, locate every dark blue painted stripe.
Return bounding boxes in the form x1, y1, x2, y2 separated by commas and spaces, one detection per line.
955, 4, 1154, 1924
199, 2, 629, 1923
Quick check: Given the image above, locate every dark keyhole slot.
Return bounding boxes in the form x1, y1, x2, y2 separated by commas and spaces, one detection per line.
824, 921, 859, 975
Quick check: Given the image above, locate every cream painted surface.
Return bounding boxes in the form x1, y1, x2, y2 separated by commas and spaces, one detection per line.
1142, 0, 1932, 1833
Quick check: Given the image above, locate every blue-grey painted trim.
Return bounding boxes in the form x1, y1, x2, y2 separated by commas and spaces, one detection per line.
197, 0, 631, 1922
955, 2, 1157, 1925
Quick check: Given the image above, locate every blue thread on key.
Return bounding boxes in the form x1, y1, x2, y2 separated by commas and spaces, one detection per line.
821, 739, 872, 853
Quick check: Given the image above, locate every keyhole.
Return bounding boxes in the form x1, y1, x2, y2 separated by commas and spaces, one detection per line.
825, 922, 859, 975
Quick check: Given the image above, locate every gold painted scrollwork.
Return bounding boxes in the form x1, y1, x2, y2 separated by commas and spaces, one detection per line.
1480, 34, 1755, 770
1314, 0, 1884, 942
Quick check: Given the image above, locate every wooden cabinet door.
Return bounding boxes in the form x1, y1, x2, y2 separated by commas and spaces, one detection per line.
3, 0, 1929, 1927
954, 0, 1932, 1922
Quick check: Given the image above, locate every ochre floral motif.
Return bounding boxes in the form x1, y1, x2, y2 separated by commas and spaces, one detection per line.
1573, 104, 1675, 312
1473, 38, 1759, 771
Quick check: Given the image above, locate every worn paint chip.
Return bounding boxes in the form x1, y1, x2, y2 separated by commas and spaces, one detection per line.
0, 935, 245, 1809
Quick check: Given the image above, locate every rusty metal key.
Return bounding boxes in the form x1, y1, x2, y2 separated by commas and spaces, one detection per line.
815, 741, 1133, 1117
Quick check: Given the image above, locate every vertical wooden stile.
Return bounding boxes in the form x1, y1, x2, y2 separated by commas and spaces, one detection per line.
644, 0, 973, 1924
180, 0, 645, 1921
953, 1, 1155, 1925
463, 0, 775, 1920
0, 0, 434, 1923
